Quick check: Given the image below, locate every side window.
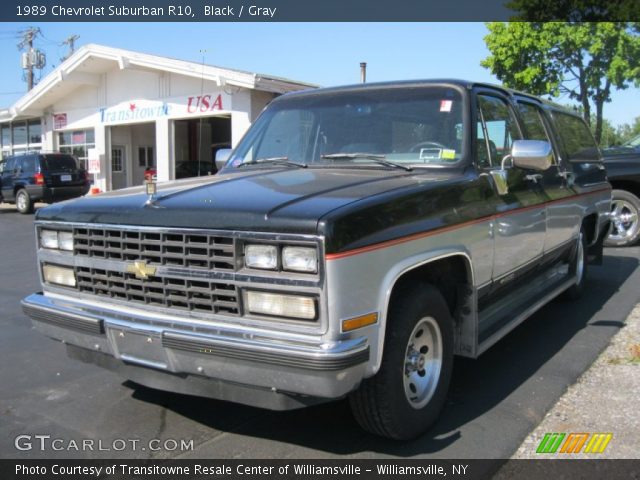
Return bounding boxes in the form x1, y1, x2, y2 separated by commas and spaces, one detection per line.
476, 95, 521, 168
552, 112, 600, 162
517, 103, 550, 141
0, 160, 5, 173
3, 158, 16, 173
21, 156, 37, 173
517, 102, 556, 164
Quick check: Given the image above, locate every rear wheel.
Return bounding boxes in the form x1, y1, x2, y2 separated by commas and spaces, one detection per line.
605, 190, 640, 247
349, 284, 453, 440
15, 189, 33, 214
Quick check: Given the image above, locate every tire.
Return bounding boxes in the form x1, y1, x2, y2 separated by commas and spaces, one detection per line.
349, 284, 454, 440
604, 190, 640, 247
562, 228, 588, 301
15, 189, 33, 214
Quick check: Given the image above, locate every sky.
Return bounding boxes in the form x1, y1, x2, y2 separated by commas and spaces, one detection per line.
0, 22, 638, 127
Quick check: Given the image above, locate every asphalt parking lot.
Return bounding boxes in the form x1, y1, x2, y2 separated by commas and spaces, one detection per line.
1, 206, 639, 460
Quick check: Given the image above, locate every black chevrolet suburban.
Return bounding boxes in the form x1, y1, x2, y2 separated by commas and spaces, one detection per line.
0, 152, 90, 214
22, 80, 611, 439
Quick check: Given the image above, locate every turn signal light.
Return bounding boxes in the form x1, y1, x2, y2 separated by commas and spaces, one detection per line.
342, 312, 378, 332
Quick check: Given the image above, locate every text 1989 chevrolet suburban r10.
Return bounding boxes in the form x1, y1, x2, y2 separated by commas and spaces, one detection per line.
23, 80, 611, 439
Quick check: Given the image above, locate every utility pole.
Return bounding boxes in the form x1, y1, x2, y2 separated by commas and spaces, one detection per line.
17, 27, 45, 91
61, 35, 80, 61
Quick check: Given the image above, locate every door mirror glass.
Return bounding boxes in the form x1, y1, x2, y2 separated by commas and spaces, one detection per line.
511, 140, 553, 171
215, 148, 232, 171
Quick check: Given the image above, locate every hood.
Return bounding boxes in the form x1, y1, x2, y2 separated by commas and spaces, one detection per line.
36, 167, 464, 235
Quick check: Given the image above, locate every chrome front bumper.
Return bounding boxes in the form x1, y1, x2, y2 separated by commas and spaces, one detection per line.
22, 293, 369, 409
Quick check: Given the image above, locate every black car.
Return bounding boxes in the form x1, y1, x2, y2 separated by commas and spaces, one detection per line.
602, 141, 640, 246
0, 152, 90, 214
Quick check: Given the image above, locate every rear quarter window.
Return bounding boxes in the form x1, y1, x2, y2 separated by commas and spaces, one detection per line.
19, 156, 38, 173
552, 112, 600, 162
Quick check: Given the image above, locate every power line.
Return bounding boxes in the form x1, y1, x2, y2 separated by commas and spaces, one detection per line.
61, 34, 80, 61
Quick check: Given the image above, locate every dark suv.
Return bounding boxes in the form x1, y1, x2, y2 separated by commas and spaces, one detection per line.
0, 153, 90, 214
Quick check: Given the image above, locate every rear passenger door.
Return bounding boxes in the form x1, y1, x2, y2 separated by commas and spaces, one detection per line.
515, 100, 577, 255
475, 92, 547, 283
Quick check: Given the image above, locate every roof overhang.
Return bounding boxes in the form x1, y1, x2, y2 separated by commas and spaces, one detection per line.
3, 43, 317, 122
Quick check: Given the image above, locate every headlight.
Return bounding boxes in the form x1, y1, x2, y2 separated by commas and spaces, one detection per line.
245, 291, 316, 320
42, 264, 76, 287
40, 229, 73, 251
282, 246, 317, 273
58, 232, 74, 251
245, 244, 278, 270
40, 229, 59, 249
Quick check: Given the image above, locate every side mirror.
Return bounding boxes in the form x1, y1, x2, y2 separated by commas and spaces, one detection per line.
215, 149, 232, 171
511, 140, 553, 171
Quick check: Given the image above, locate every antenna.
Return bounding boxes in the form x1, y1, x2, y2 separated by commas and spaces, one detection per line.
198, 49, 207, 177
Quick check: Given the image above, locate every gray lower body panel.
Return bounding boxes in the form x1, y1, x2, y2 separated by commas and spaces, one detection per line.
22, 293, 369, 410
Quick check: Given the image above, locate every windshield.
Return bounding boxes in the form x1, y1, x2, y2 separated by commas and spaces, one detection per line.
229, 86, 465, 168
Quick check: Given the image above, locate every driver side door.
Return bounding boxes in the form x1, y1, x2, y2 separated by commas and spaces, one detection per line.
475, 92, 547, 288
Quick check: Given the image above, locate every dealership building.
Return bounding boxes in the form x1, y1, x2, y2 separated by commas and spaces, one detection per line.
0, 44, 315, 191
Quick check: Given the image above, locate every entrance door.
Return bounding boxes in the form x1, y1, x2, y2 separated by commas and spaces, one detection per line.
111, 146, 127, 190
133, 146, 154, 186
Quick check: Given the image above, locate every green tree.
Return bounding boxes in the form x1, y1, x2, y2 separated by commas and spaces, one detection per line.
481, 22, 640, 144
596, 117, 624, 147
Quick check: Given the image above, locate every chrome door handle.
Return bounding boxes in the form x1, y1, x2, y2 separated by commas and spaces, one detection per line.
557, 170, 575, 187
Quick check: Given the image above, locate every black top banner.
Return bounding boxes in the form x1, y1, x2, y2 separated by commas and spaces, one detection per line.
1, 0, 639, 22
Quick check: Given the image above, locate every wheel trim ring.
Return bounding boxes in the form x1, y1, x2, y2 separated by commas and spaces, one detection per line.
17, 192, 26, 210
403, 316, 443, 410
608, 199, 639, 242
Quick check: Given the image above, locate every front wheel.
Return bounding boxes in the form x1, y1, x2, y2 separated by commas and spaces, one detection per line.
349, 284, 453, 440
605, 190, 640, 247
15, 189, 33, 214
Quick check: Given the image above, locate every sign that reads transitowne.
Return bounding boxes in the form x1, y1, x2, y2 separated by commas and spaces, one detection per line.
98, 93, 230, 125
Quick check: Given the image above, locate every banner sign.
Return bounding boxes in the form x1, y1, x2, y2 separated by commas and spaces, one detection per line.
3, 0, 638, 22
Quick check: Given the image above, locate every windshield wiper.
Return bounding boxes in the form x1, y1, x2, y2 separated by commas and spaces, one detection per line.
320, 153, 413, 171
236, 157, 307, 169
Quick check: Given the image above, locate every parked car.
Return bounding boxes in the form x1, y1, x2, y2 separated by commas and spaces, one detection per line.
175, 160, 214, 179
22, 80, 610, 439
0, 152, 90, 214
602, 142, 640, 246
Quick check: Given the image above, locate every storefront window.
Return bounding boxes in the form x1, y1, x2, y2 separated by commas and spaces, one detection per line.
12, 122, 27, 145
58, 129, 95, 169
58, 131, 72, 146
1, 124, 10, 148
28, 119, 42, 144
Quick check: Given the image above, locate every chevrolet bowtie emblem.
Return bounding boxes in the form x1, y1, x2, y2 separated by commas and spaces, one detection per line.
126, 260, 156, 280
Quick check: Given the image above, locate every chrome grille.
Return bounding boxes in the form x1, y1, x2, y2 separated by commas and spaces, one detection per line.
76, 266, 240, 315
73, 227, 236, 270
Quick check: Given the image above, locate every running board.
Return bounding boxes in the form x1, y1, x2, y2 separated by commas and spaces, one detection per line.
477, 271, 576, 356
